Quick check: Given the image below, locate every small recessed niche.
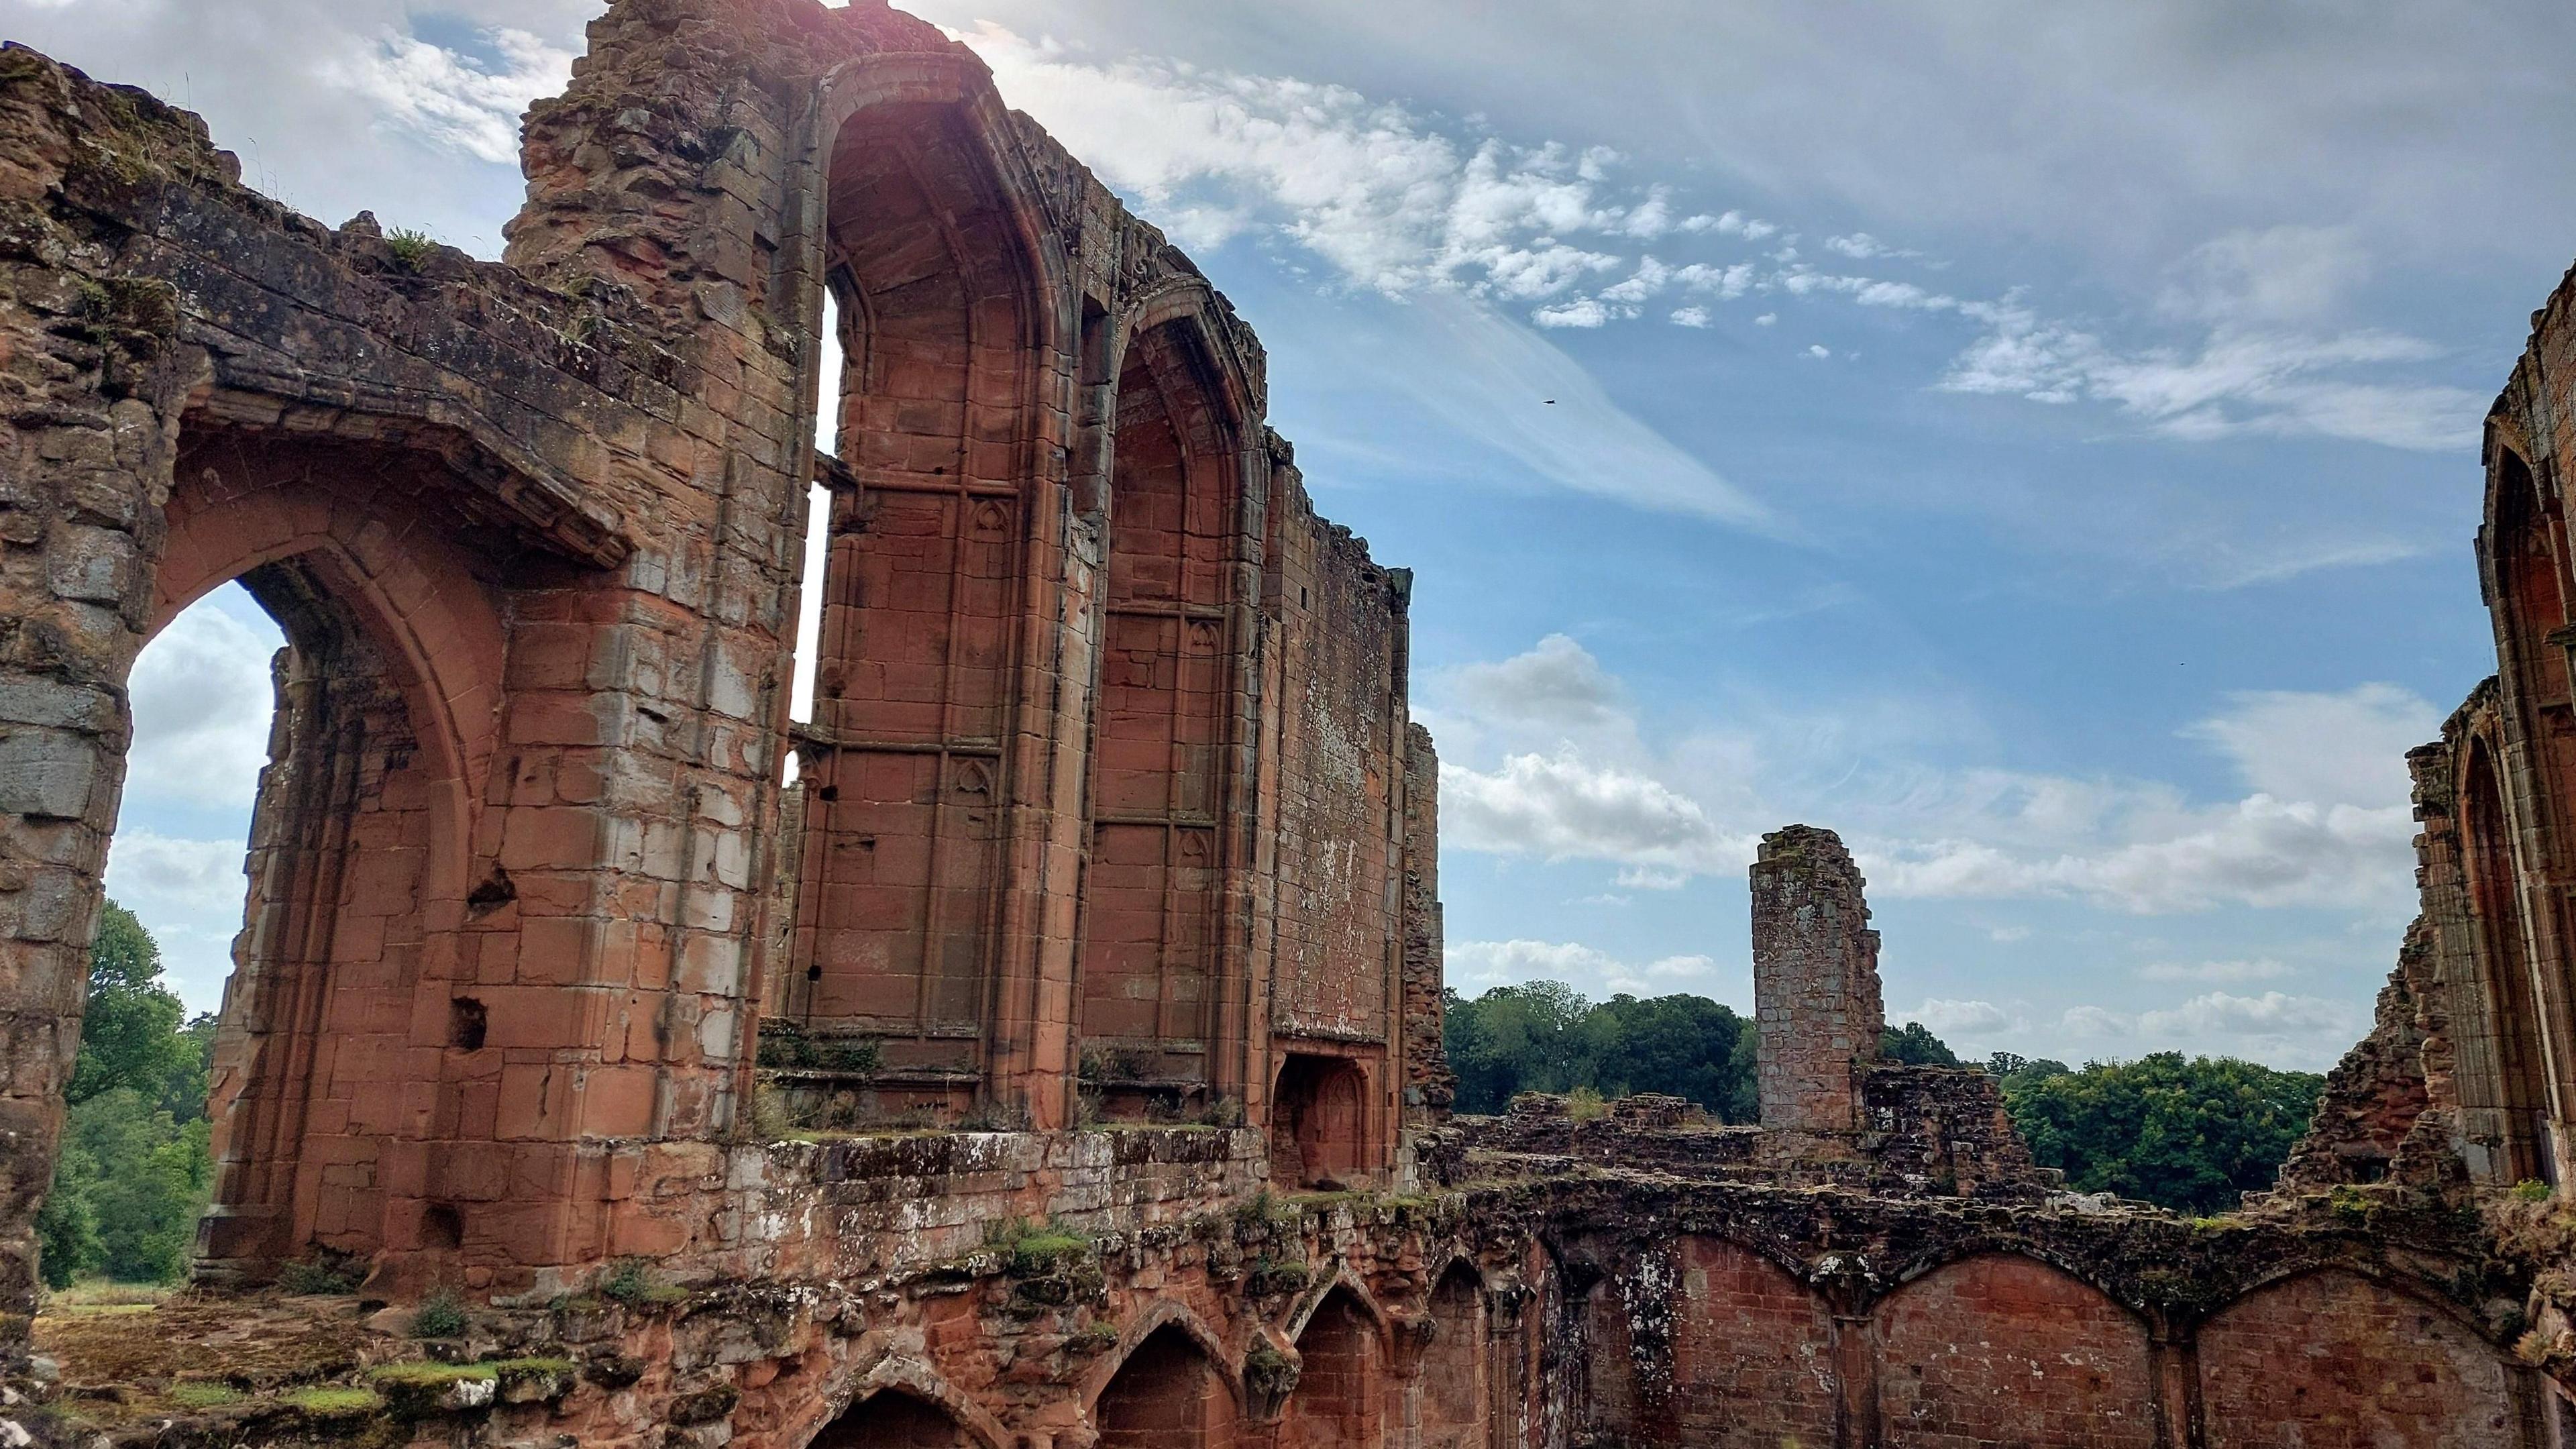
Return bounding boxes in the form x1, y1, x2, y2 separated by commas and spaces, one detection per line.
422, 1203, 464, 1250
449, 998, 488, 1051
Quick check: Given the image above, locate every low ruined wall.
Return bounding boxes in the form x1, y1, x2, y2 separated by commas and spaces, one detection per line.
20, 1136, 2549, 1448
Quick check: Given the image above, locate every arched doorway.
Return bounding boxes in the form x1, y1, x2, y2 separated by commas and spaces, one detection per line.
809, 1388, 979, 1449
1283, 1287, 1383, 1448
1094, 1323, 1238, 1449
1420, 1264, 1491, 1449
1271, 1053, 1368, 1189
142, 421, 504, 1287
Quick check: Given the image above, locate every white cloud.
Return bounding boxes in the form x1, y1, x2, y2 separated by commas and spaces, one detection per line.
1533, 297, 1613, 328
1446, 633, 1625, 733
2060, 1005, 2130, 1038
102, 830, 247, 1012
1449, 937, 1622, 987
2163, 225, 2371, 328
1614, 865, 1693, 891
1939, 292, 2481, 453
1391, 291, 1774, 525
1670, 306, 1712, 328
2139, 989, 2351, 1038
2057, 985, 2367, 1071
1904, 998, 2015, 1035
323, 27, 574, 165
2138, 958, 2295, 983
1707, 209, 1779, 241
1807, 344, 1831, 358
1875, 794, 2413, 914
1872, 686, 2430, 915
1433, 639, 2426, 919
1442, 750, 1741, 875
1754, 312, 1778, 326
127, 599, 280, 810
957, 24, 1752, 307
1448, 938, 1735, 1000
1826, 232, 1922, 261
2184, 683, 2436, 808
105, 830, 245, 918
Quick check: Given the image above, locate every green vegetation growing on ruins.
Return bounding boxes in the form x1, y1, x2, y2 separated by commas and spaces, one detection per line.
1444, 983, 2326, 1213
36, 902, 217, 1288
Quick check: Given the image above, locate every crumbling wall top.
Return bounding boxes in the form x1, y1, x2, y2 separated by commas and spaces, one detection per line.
1752, 823, 1885, 1136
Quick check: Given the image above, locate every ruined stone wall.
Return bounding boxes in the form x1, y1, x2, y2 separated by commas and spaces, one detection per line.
0, 21, 810, 1327
0, 0, 1444, 1345
1256, 460, 1417, 1173
3, 3, 2565, 1444
1751, 825, 1884, 1142
2440, 257, 2576, 1190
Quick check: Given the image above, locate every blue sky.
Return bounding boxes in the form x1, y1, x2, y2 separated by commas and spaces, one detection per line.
14, 0, 2574, 1068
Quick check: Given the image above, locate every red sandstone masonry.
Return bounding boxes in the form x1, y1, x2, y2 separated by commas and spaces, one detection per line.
1752, 824, 1884, 1151
1874, 1254, 2157, 1449
2198, 1269, 2527, 1448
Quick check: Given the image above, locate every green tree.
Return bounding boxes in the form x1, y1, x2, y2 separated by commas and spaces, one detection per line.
1444, 983, 1758, 1121
69, 901, 195, 1106
1444, 981, 1591, 1111
1985, 1051, 2070, 1082
38, 902, 217, 1287
1879, 1020, 1961, 1067
2000, 1052, 2324, 1214
1578, 994, 1756, 1113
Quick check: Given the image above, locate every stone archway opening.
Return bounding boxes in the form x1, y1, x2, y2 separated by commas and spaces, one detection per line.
1075, 318, 1248, 1118
1271, 1053, 1367, 1189
1421, 1264, 1489, 1449
808, 1387, 977, 1449
780, 88, 1055, 1128
1283, 1287, 1381, 1449
2465, 738, 2556, 1185
125, 419, 513, 1292
1093, 1324, 1237, 1449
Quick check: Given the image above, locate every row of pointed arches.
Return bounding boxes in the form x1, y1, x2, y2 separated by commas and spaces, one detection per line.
759, 1238, 2523, 1449
788, 1262, 1493, 1449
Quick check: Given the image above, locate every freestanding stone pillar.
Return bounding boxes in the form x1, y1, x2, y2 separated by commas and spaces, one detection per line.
1751, 824, 1884, 1136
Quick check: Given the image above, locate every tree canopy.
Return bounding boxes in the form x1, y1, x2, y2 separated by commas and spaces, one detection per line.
1443, 983, 1759, 1120
1442, 985, 2326, 1214
37, 902, 217, 1287
1995, 1049, 2324, 1214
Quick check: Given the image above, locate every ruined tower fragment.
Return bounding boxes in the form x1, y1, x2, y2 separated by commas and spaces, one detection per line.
1752, 824, 1885, 1136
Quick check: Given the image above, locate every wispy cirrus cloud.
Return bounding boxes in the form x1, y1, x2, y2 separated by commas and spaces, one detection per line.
322, 26, 574, 165
965, 25, 2477, 458
956, 23, 1767, 303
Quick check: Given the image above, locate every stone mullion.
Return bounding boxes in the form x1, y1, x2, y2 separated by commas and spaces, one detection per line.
1157, 612, 1185, 1052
